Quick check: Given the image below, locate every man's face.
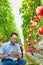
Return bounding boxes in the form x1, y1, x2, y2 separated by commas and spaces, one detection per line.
10, 34, 18, 44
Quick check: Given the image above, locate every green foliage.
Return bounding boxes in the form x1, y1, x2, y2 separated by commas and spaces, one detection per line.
20, 0, 41, 44
25, 54, 40, 65
0, 0, 20, 42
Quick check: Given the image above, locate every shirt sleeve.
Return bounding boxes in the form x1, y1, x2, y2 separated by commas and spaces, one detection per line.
0, 44, 6, 54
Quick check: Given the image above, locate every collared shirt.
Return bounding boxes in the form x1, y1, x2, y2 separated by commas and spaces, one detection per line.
0, 41, 21, 60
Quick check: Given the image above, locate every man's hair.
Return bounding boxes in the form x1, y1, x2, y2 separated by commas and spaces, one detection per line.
10, 32, 18, 37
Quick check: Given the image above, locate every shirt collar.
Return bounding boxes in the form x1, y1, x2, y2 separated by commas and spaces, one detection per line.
9, 41, 16, 45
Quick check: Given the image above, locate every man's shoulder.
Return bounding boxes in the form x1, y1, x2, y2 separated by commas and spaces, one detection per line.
2, 41, 10, 46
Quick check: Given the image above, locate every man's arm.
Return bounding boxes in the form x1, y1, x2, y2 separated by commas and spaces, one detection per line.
0, 53, 10, 59
0, 43, 10, 59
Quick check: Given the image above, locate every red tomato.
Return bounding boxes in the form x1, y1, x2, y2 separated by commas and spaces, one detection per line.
38, 27, 43, 35
29, 44, 36, 52
30, 22, 37, 28
30, 20, 34, 25
30, 45, 36, 50
38, 15, 41, 20
30, 47, 34, 51
33, 47, 36, 50
34, 39, 38, 44
36, 6, 43, 16
30, 23, 35, 28
34, 16, 41, 21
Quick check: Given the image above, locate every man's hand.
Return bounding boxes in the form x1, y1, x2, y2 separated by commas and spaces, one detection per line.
4, 54, 10, 58
14, 54, 21, 58
0, 53, 10, 59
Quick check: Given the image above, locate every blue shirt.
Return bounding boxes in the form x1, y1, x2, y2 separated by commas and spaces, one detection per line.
0, 41, 21, 60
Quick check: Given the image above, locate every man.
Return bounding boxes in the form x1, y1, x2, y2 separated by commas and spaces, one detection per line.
0, 32, 26, 65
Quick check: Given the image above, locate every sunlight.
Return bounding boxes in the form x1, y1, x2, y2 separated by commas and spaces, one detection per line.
9, 0, 24, 46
